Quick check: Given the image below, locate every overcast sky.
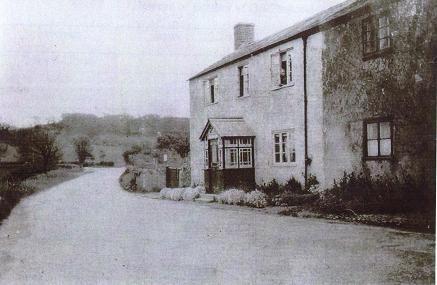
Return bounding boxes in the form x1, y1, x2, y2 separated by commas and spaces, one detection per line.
0, 0, 344, 127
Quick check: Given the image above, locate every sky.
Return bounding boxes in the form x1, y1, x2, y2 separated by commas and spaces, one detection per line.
0, 0, 344, 127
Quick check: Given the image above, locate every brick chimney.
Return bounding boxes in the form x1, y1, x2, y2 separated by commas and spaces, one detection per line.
234, 23, 254, 50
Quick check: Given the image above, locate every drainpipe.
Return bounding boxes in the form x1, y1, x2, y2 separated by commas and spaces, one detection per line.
303, 36, 308, 189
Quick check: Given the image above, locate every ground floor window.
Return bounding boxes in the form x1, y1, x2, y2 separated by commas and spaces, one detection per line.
238, 148, 252, 167
364, 119, 393, 159
204, 137, 254, 169
273, 130, 296, 165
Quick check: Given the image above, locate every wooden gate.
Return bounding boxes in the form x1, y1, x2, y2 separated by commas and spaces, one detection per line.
165, 167, 180, 188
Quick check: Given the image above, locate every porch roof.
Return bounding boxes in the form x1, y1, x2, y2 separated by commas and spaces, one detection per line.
199, 118, 255, 141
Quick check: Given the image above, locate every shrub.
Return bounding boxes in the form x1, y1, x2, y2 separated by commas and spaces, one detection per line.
169, 188, 185, 201
119, 168, 137, 191
305, 174, 320, 192
315, 171, 433, 215
160, 187, 202, 201
98, 161, 114, 167
182, 187, 201, 201
257, 179, 280, 197
245, 190, 268, 208
274, 192, 319, 207
160, 188, 170, 199
283, 177, 305, 194
122, 145, 142, 165
217, 189, 246, 205
194, 185, 206, 194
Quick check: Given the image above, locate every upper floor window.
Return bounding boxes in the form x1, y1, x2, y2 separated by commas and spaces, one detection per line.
273, 130, 296, 165
204, 77, 218, 104
362, 14, 392, 58
364, 119, 393, 159
238, 65, 249, 97
271, 49, 293, 88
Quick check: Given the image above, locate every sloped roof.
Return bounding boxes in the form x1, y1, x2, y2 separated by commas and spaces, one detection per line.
199, 118, 255, 140
189, 0, 369, 80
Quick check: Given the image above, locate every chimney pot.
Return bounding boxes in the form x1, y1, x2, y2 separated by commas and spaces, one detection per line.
234, 23, 255, 50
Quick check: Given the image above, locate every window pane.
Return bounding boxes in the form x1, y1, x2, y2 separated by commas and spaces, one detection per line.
290, 149, 296, 162
378, 16, 389, 28
274, 134, 280, 143
282, 151, 288, 163
288, 53, 293, 82
275, 153, 280, 163
367, 140, 378, 156
275, 144, 280, 153
367, 123, 378, 139
379, 122, 391, 139
280, 52, 287, 85
210, 86, 215, 103
380, 139, 392, 156
379, 37, 389, 50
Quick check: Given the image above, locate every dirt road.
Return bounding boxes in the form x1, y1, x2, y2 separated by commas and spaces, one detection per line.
0, 168, 434, 284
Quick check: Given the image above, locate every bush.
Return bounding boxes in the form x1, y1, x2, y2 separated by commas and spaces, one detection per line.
258, 177, 307, 197
122, 145, 142, 165
305, 174, 320, 192
315, 172, 433, 215
194, 185, 206, 194
283, 177, 305, 194
182, 187, 202, 201
217, 189, 246, 205
119, 168, 137, 191
273, 192, 319, 207
159, 187, 202, 201
257, 179, 280, 197
98, 161, 114, 167
245, 190, 268, 208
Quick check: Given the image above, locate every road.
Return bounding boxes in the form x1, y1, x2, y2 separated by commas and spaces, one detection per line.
0, 167, 434, 284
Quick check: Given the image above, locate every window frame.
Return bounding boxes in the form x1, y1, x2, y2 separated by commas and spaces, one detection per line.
271, 48, 294, 90
362, 12, 393, 60
204, 77, 218, 105
363, 118, 394, 161
222, 137, 254, 169
272, 129, 296, 166
238, 65, 250, 98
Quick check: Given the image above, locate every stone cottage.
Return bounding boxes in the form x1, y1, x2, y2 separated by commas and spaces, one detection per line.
189, 0, 436, 193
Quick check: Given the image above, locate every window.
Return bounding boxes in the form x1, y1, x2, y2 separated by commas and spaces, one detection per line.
223, 137, 253, 168
364, 120, 393, 159
229, 148, 238, 167
204, 149, 209, 169
239, 148, 252, 167
204, 77, 218, 104
209, 139, 219, 166
362, 14, 392, 58
273, 130, 296, 164
271, 49, 293, 88
238, 65, 249, 97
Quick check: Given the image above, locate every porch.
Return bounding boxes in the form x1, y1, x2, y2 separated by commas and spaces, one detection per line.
200, 118, 256, 193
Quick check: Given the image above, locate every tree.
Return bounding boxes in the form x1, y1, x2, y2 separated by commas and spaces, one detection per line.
0, 143, 8, 162
73, 136, 93, 165
156, 133, 190, 158
19, 128, 63, 172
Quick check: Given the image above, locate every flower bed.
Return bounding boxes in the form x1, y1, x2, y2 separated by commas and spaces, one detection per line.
160, 186, 205, 201
218, 189, 268, 208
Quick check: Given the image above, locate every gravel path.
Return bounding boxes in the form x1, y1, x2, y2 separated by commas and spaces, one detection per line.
0, 167, 434, 284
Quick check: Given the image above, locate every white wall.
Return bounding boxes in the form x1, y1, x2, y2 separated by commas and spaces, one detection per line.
190, 34, 325, 188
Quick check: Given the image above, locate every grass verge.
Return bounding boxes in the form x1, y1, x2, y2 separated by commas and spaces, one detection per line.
0, 167, 85, 225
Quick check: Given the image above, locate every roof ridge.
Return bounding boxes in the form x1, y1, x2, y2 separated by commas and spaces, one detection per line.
189, 0, 366, 80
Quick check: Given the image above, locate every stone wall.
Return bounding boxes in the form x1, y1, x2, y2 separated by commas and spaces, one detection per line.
321, 0, 436, 189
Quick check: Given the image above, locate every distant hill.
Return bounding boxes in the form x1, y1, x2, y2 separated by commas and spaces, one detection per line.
53, 113, 189, 166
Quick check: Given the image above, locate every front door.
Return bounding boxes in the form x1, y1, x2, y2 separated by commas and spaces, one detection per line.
207, 139, 219, 193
